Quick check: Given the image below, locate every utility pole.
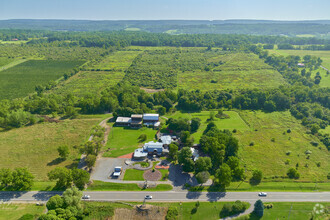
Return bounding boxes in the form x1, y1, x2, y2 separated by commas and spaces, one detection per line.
288, 203, 293, 219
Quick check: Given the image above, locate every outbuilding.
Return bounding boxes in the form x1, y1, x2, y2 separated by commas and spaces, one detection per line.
115, 117, 131, 126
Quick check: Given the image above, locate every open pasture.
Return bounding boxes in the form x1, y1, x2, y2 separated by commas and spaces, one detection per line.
0, 203, 45, 220
268, 49, 330, 87
0, 60, 84, 100
237, 110, 329, 182
0, 117, 102, 181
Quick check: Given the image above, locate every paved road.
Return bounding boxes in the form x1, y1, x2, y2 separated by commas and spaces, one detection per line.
1, 191, 329, 203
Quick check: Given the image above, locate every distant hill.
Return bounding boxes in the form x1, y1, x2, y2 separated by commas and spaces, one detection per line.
1, 19, 330, 37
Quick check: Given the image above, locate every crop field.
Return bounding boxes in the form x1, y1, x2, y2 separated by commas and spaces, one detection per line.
51, 70, 124, 97
237, 110, 329, 182
0, 60, 84, 100
123, 47, 285, 90
0, 57, 16, 67
164, 110, 251, 142
0, 116, 102, 181
51, 50, 143, 96
0, 203, 45, 220
268, 49, 330, 87
178, 52, 286, 90
103, 124, 157, 157
89, 50, 142, 71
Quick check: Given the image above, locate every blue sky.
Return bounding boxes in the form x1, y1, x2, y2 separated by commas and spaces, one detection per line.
1, 0, 330, 20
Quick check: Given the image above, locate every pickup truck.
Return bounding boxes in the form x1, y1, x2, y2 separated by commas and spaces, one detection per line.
112, 166, 122, 177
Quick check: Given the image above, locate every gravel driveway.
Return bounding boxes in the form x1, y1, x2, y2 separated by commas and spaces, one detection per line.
91, 157, 128, 181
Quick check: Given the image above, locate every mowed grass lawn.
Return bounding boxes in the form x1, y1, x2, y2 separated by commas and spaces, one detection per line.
238, 202, 330, 220
268, 49, 330, 87
86, 180, 172, 191
103, 124, 157, 157
164, 111, 250, 142
0, 117, 102, 181
178, 52, 286, 91
237, 110, 329, 182
154, 201, 244, 220
0, 60, 84, 100
123, 169, 145, 181
123, 168, 169, 181
0, 203, 45, 220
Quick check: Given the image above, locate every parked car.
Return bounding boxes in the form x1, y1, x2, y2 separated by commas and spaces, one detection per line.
144, 195, 152, 200
82, 195, 90, 199
258, 192, 267, 196
112, 166, 122, 177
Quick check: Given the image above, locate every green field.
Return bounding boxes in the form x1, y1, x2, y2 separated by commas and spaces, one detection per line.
164, 110, 251, 142
0, 60, 84, 100
123, 48, 285, 90
89, 50, 142, 71
238, 202, 330, 220
237, 110, 329, 182
178, 52, 286, 90
51, 70, 124, 96
0, 57, 17, 67
0, 116, 103, 181
268, 49, 330, 87
103, 124, 157, 157
0, 203, 45, 220
152, 201, 248, 220
86, 180, 173, 191
51, 50, 141, 96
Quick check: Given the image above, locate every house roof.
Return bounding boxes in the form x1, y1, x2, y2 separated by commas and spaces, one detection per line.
160, 135, 172, 145
144, 141, 163, 149
190, 147, 200, 161
131, 114, 143, 119
134, 148, 148, 158
116, 117, 131, 123
143, 113, 159, 121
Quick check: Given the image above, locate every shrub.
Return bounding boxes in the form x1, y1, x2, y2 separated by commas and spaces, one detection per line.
285, 159, 290, 165
327, 173, 330, 179
264, 203, 273, 209
166, 207, 179, 220
232, 129, 237, 133
250, 169, 263, 185
310, 141, 319, 147
316, 162, 321, 167
287, 168, 300, 179
138, 134, 147, 142
287, 129, 291, 133
271, 137, 275, 142
305, 150, 312, 155
249, 142, 254, 146
286, 151, 291, 155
